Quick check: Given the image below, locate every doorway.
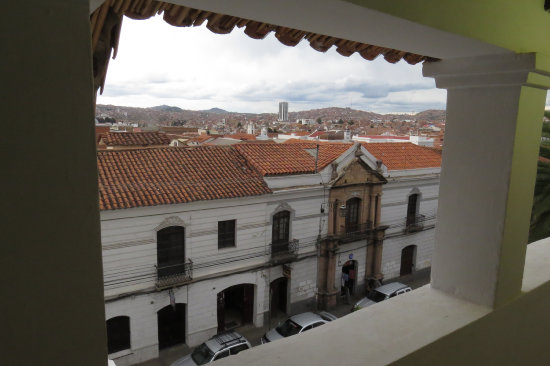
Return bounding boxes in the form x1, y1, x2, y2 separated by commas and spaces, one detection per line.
400, 245, 417, 276
157, 304, 186, 350
270, 277, 288, 317
217, 284, 254, 332
341, 260, 358, 296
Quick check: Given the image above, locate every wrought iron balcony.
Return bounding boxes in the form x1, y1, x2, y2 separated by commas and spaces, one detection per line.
269, 239, 299, 263
332, 222, 374, 243
155, 261, 193, 289
405, 214, 425, 233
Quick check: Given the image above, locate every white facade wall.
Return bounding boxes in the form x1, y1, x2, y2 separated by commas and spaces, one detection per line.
382, 229, 435, 280
288, 256, 319, 312
101, 184, 330, 364
379, 176, 440, 281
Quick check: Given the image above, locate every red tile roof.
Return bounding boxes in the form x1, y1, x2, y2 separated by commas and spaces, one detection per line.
361, 142, 442, 170
235, 143, 352, 176
188, 135, 215, 144
539, 156, 550, 164
101, 132, 171, 147
97, 147, 271, 210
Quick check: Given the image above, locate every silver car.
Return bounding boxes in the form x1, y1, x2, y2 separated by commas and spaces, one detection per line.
351, 282, 412, 312
170, 331, 251, 366
261, 311, 337, 344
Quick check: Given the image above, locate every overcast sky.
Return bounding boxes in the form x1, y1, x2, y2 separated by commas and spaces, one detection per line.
98, 15, 549, 114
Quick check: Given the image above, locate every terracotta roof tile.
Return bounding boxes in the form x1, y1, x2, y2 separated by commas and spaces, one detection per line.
361, 142, 442, 170
235, 142, 352, 176
101, 131, 171, 146
188, 135, 215, 144
97, 147, 271, 210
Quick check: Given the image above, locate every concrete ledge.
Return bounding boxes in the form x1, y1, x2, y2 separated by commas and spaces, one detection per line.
218, 285, 491, 366
216, 238, 550, 366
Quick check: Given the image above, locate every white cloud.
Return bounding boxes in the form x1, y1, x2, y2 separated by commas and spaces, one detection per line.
98, 15, 448, 113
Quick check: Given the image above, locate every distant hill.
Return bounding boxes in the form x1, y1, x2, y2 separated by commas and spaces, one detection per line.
414, 109, 446, 121
202, 107, 228, 114
95, 104, 445, 126
151, 105, 184, 112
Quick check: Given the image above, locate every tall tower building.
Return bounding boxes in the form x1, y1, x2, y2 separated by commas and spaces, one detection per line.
278, 101, 288, 122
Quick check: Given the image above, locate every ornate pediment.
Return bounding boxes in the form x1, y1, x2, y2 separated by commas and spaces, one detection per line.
332, 158, 386, 187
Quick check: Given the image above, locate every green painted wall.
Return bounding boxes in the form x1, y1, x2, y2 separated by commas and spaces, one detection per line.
347, 0, 550, 56
2, 1, 107, 365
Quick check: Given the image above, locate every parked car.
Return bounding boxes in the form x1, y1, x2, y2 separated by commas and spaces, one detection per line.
351, 282, 412, 312
170, 331, 251, 366
261, 311, 337, 344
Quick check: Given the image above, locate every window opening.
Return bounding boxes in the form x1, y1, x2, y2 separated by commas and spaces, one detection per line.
218, 219, 236, 249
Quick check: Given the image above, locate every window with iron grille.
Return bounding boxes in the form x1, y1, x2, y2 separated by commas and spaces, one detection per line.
407, 194, 419, 226
218, 219, 236, 249
346, 197, 361, 233
272, 211, 290, 244
157, 226, 185, 277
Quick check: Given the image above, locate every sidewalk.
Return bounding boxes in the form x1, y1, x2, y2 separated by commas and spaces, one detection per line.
132, 269, 431, 366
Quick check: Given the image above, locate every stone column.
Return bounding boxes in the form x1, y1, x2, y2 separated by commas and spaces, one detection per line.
423, 53, 550, 308
317, 239, 339, 309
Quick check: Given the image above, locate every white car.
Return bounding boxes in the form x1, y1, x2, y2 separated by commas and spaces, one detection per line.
170, 331, 251, 366
351, 282, 412, 312
261, 311, 337, 343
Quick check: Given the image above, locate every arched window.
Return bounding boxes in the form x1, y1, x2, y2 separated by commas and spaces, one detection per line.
272, 211, 290, 244
106, 316, 130, 354
345, 198, 361, 233
407, 194, 419, 227
157, 226, 185, 278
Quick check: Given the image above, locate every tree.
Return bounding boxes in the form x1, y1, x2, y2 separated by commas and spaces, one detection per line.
529, 121, 550, 242
337, 119, 344, 124
529, 159, 550, 243
316, 117, 322, 124
237, 122, 242, 128
348, 120, 354, 125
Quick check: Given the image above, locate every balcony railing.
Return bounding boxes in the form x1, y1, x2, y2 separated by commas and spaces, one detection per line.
155, 261, 193, 289
405, 214, 425, 233
332, 222, 374, 242
269, 239, 299, 263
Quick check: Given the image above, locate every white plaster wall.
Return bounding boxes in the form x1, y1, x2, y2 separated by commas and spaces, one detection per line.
104, 285, 188, 366
381, 229, 435, 280
288, 256, 319, 310
105, 269, 269, 365
102, 187, 328, 298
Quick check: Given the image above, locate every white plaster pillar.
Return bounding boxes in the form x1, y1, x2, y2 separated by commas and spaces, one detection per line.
423, 53, 550, 307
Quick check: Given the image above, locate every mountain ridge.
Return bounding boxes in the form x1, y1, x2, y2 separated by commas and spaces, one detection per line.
96, 104, 445, 125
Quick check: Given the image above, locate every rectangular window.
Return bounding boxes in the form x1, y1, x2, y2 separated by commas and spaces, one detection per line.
218, 220, 236, 249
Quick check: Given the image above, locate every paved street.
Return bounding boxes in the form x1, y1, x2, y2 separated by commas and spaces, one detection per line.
133, 268, 430, 366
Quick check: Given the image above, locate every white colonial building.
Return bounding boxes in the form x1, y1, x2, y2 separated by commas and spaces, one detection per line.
99, 143, 354, 365
360, 142, 441, 280
98, 141, 440, 365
